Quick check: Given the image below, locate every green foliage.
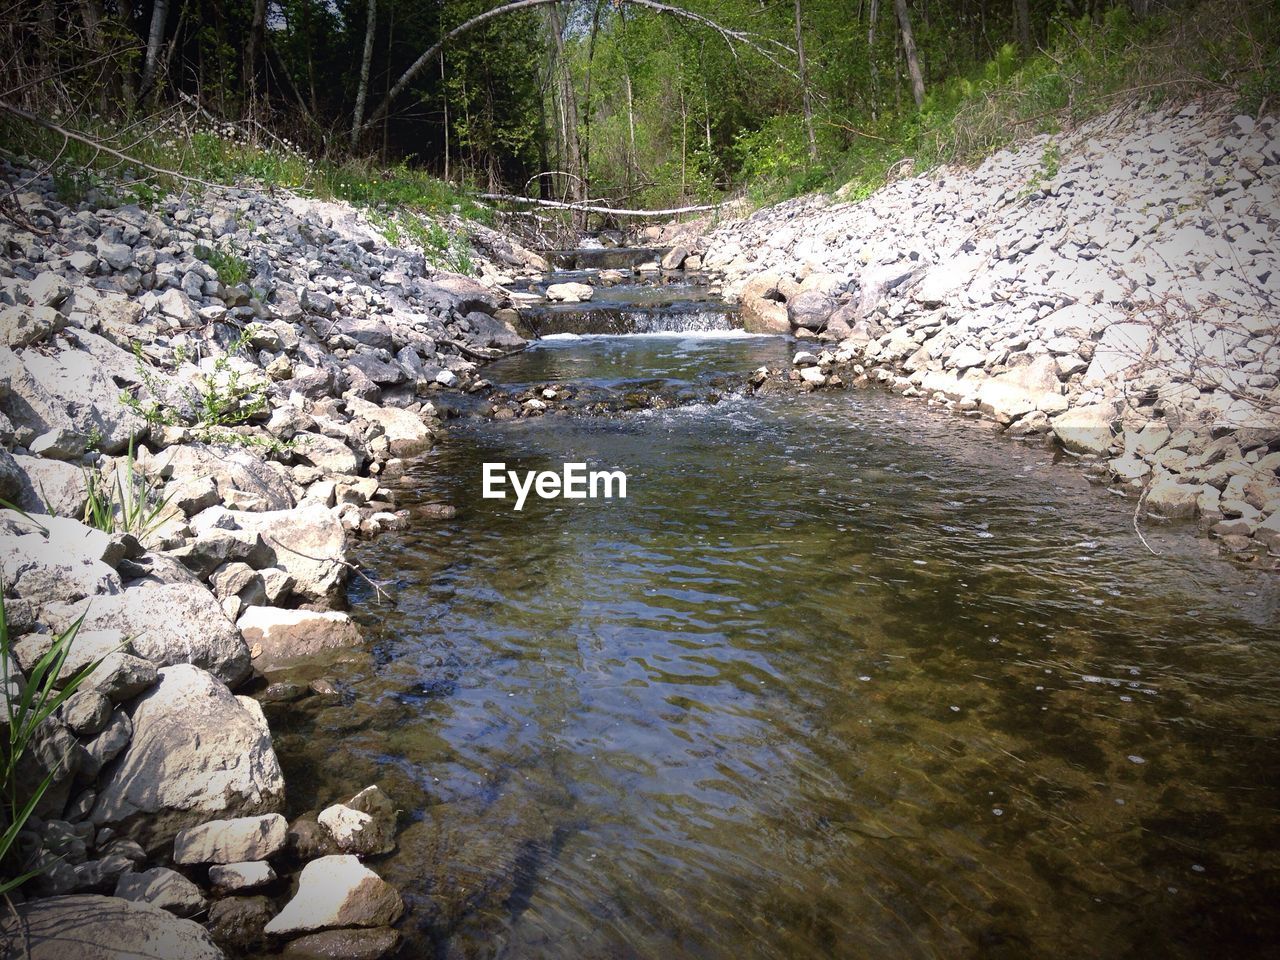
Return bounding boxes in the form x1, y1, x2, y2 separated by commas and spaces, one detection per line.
190, 328, 270, 430
196, 243, 250, 287
82, 442, 174, 539
0, 596, 101, 894
121, 326, 268, 439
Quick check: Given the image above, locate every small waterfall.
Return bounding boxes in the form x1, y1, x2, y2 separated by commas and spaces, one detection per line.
524, 304, 737, 337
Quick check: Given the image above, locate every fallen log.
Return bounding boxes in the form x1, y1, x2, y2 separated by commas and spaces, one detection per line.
477, 194, 728, 218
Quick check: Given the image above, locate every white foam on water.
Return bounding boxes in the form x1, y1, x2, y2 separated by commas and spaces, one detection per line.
537, 329, 777, 343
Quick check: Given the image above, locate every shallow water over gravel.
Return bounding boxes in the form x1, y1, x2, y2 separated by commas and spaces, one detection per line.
269, 327, 1280, 960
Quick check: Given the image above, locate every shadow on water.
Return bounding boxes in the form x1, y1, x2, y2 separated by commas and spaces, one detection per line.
267, 304, 1280, 960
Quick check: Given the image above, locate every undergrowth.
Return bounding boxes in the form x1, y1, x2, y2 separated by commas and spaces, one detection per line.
741, 0, 1279, 207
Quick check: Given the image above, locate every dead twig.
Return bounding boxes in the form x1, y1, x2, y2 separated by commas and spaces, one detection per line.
0, 99, 221, 190
264, 535, 395, 605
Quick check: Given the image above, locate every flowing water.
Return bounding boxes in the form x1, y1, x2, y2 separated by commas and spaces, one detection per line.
266, 267, 1280, 960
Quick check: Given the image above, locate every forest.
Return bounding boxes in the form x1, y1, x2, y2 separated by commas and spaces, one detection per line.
2, 0, 1278, 220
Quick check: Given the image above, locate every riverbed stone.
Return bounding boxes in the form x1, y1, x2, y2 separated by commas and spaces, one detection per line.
263, 855, 403, 936
1052, 402, 1119, 456
546, 281, 594, 303
317, 786, 396, 857
206, 895, 273, 951
91, 665, 285, 855
115, 867, 208, 917
0, 894, 224, 959
173, 814, 289, 865
209, 860, 277, 892
236, 606, 363, 670
281, 927, 402, 960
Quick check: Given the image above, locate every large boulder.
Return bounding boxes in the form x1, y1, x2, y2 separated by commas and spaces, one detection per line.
236, 607, 363, 671
43, 582, 251, 687
21, 348, 145, 454
1051, 402, 1121, 456
740, 296, 789, 335
975, 355, 1068, 423
91, 664, 285, 855
787, 291, 836, 332
263, 856, 403, 937
150, 443, 296, 512
0, 515, 122, 605
0, 894, 225, 960
660, 246, 689, 270
10, 454, 88, 517
115, 867, 208, 918
346, 397, 432, 456
0, 346, 78, 450
463, 311, 526, 351
190, 504, 348, 605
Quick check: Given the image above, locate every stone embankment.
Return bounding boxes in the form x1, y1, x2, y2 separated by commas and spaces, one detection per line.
699, 101, 1280, 564
0, 165, 547, 957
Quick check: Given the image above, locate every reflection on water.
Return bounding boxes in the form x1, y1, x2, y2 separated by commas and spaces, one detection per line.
268, 337, 1280, 960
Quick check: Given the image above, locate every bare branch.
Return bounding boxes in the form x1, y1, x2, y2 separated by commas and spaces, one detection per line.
353, 0, 797, 146
0, 99, 221, 190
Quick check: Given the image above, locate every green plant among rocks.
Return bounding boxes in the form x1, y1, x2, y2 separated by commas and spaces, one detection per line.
82, 441, 173, 539
0, 596, 97, 893
121, 325, 270, 439
196, 242, 250, 288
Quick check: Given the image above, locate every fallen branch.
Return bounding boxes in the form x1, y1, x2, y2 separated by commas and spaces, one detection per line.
1132, 485, 1158, 557
265, 535, 395, 605
0, 99, 221, 190
478, 193, 724, 217
441, 338, 526, 361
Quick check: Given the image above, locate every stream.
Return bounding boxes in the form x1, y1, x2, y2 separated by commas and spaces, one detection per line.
266, 256, 1280, 959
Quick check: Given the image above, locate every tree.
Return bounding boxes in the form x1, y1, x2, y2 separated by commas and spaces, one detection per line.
893, 0, 925, 109
794, 0, 817, 160
1014, 0, 1032, 57
349, 0, 378, 148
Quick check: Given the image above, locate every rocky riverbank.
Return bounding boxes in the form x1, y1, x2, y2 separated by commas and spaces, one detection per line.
698, 99, 1280, 565
0, 164, 549, 957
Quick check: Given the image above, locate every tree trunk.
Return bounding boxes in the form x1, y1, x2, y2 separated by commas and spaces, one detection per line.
1013, 0, 1032, 56
893, 0, 925, 109
548, 2, 586, 230
441, 54, 450, 183
140, 0, 169, 97
349, 0, 378, 150
867, 0, 880, 119
245, 0, 268, 116
794, 0, 817, 160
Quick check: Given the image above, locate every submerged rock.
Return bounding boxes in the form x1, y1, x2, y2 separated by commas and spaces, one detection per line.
281, 926, 401, 959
